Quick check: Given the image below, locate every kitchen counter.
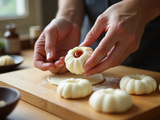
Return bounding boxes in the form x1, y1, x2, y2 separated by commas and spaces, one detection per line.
0, 49, 160, 120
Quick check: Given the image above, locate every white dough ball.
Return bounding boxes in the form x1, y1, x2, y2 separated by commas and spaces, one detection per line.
89, 88, 132, 113
0, 55, 14, 65
65, 46, 93, 74
57, 78, 93, 99
120, 74, 157, 95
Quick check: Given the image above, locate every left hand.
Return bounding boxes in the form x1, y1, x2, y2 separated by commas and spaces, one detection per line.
34, 18, 81, 74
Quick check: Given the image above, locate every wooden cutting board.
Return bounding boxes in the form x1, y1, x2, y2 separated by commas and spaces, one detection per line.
0, 66, 160, 120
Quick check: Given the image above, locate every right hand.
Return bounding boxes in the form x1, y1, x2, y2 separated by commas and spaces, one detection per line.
34, 18, 81, 74
80, 1, 147, 76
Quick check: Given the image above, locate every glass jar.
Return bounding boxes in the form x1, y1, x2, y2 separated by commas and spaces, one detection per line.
4, 23, 21, 54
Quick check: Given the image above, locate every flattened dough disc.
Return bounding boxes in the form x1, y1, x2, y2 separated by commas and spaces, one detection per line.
47, 72, 104, 86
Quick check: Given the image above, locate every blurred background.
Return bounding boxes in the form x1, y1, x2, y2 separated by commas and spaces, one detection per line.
0, 0, 58, 41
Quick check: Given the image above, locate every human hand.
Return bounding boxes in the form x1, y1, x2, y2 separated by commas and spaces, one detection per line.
34, 18, 81, 74
80, 1, 148, 76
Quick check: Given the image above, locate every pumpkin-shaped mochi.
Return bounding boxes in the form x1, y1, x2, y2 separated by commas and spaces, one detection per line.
0, 55, 14, 65
57, 78, 93, 99
89, 88, 132, 113
120, 74, 157, 95
65, 46, 93, 74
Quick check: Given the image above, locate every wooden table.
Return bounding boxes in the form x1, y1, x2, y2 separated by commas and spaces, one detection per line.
0, 49, 160, 120
1, 49, 62, 120
7, 100, 62, 120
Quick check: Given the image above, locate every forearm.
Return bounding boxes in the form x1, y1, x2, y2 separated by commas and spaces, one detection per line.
124, 0, 160, 23
56, 0, 85, 27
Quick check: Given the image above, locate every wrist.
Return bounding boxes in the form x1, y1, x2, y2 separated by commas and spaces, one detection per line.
56, 0, 84, 27
56, 9, 83, 27
125, 0, 160, 23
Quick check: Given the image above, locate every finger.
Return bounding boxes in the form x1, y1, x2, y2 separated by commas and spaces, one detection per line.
83, 26, 119, 72
49, 67, 62, 74
44, 26, 58, 61
48, 61, 62, 74
34, 35, 46, 60
49, 56, 66, 74
80, 15, 108, 47
49, 63, 66, 74
34, 60, 55, 71
57, 66, 68, 74
85, 42, 129, 76
54, 57, 67, 73
53, 52, 67, 61
54, 59, 65, 68
34, 37, 56, 71
57, 57, 68, 73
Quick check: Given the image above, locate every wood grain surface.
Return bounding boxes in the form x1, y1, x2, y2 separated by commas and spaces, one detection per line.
0, 66, 160, 120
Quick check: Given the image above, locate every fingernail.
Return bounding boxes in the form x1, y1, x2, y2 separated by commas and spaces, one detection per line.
47, 52, 51, 60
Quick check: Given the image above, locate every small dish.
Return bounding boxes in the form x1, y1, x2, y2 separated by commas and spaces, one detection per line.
0, 55, 24, 71
0, 86, 20, 119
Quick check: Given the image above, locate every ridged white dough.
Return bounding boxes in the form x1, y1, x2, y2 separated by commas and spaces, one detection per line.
65, 46, 93, 74
89, 88, 132, 113
120, 74, 157, 95
57, 78, 93, 99
0, 55, 15, 65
